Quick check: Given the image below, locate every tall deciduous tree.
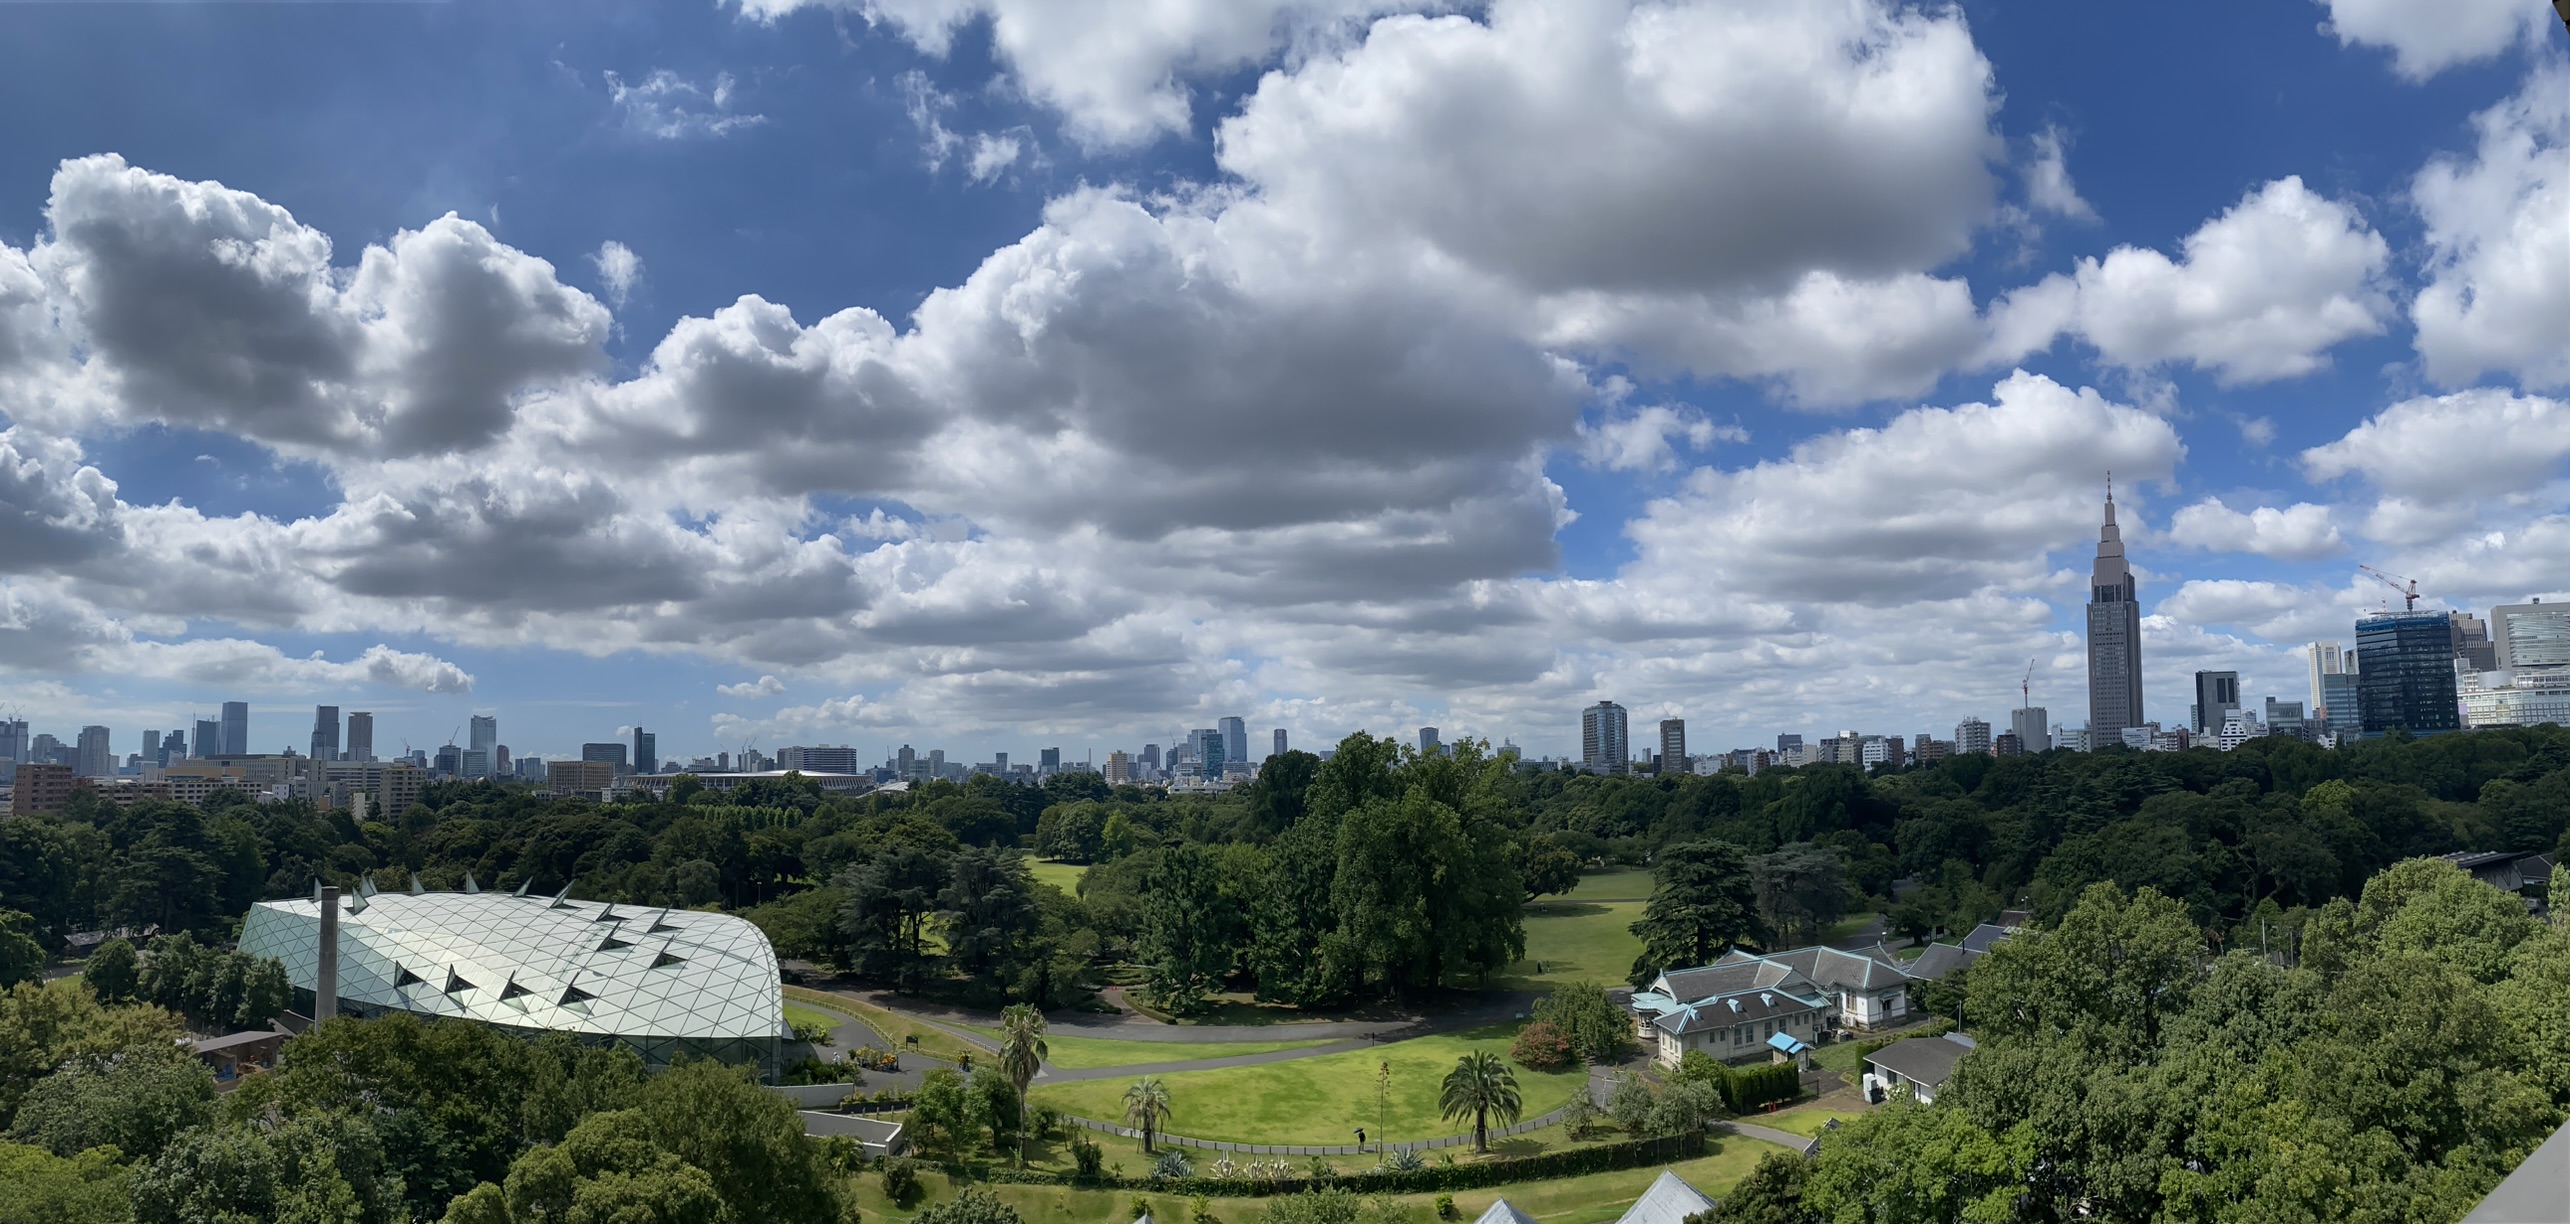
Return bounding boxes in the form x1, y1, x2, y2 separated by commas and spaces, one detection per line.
1629, 840, 1767, 985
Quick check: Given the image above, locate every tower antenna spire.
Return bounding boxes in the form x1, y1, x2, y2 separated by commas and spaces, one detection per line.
2106, 470, 2113, 503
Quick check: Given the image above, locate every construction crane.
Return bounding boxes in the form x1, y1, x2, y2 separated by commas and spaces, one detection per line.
2022, 658, 2035, 710
2358, 565, 2423, 612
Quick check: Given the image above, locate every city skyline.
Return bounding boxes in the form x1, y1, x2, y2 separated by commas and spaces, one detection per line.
0, 2, 2560, 766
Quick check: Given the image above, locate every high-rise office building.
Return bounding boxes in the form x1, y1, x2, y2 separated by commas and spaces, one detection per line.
434, 745, 461, 777
582, 742, 630, 774
1954, 717, 1993, 756
1218, 717, 1246, 771
1581, 701, 1629, 775
928, 749, 946, 779
895, 745, 917, 777
459, 749, 490, 780
0, 718, 24, 784
311, 706, 341, 761
1272, 728, 1287, 759
1140, 744, 1161, 774
2010, 707, 2050, 754
634, 728, 657, 775
1190, 729, 1225, 780
347, 712, 374, 762
2087, 489, 2146, 743
1040, 747, 1061, 773
495, 746, 512, 777
1776, 733, 1803, 755
2356, 611, 2462, 735
193, 719, 221, 759
141, 729, 158, 771
1104, 751, 1132, 783
2190, 671, 2240, 735
2308, 642, 2361, 737
75, 725, 112, 778
220, 701, 249, 756
1658, 720, 1686, 771
2493, 601, 2570, 671
159, 729, 185, 767
470, 715, 497, 755
1419, 726, 1441, 756
2451, 612, 2497, 672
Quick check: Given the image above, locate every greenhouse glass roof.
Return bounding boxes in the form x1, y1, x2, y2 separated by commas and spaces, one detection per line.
238, 886, 783, 1041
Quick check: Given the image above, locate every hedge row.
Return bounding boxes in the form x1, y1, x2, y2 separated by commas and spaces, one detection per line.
955, 1131, 1707, 1197
1720, 1063, 1799, 1113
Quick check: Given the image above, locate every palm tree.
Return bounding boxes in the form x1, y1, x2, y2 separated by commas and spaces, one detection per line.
1124, 1076, 1174, 1155
1439, 1051, 1523, 1154
999, 1003, 1049, 1165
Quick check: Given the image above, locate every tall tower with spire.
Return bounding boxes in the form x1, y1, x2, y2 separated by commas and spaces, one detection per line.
2087, 479, 2145, 744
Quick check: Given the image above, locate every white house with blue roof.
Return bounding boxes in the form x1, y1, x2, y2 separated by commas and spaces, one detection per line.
1630, 942, 1931, 1067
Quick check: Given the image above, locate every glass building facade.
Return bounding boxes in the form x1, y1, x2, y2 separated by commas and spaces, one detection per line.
239, 884, 783, 1080
2355, 612, 2462, 736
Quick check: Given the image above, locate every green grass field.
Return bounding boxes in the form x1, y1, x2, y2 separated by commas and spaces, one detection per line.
851, 1134, 1786, 1224
784, 1002, 842, 1035
1027, 1026, 1585, 1146
1029, 860, 1090, 895
1038, 1033, 1339, 1070
1558, 869, 1653, 902
1504, 901, 1644, 990
1762, 1108, 1864, 1137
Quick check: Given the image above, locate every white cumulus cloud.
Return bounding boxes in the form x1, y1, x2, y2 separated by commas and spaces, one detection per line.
2166, 499, 2345, 559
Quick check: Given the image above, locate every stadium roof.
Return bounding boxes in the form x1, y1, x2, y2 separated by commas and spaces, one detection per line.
238, 885, 781, 1041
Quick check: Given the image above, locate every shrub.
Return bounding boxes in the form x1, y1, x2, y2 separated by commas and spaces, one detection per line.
1193, 1195, 1219, 1224
1509, 1022, 1577, 1073
919, 1185, 1025, 1224
1607, 1072, 1655, 1134
1529, 983, 1636, 1064
1435, 1194, 1456, 1219
1154, 1150, 1196, 1180
1072, 1135, 1106, 1179
1379, 1149, 1424, 1173
882, 1158, 923, 1205
791, 1018, 836, 1046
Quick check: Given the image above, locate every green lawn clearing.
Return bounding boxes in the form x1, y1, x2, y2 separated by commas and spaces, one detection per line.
1029, 860, 1090, 895
784, 1002, 842, 1035
1557, 869, 1653, 902
1038, 1033, 1339, 1070
1762, 1108, 1864, 1138
852, 1132, 1788, 1224
1027, 1025, 1585, 1146
1504, 901, 1645, 990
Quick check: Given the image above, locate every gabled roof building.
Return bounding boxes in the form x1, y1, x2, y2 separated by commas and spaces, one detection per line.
237, 877, 784, 1080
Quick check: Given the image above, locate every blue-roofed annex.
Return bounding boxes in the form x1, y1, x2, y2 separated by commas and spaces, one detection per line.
237, 879, 785, 1079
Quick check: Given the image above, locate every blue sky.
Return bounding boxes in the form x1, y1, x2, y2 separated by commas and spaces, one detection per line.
0, 0, 2562, 764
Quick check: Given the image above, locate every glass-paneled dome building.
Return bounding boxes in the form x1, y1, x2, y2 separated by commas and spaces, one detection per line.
238, 878, 783, 1079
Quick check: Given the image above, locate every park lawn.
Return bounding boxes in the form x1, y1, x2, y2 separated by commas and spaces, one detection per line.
1560, 869, 1653, 902
853, 1133, 1788, 1224
1030, 860, 1090, 895
1027, 1025, 1585, 1146
784, 989, 981, 1063
784, 1002, 842, 1035
1504, 901, 1644, 990
1039, 1033, 1339, 1070
1762, 1108, 1864, 1138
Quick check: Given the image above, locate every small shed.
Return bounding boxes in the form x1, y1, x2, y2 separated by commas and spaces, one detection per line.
1864, 1034, 1971, 1105
186, 1031, 286, 1084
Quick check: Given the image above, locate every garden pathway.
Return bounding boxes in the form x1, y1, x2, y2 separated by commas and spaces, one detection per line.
1719, 1119, 1818, 1156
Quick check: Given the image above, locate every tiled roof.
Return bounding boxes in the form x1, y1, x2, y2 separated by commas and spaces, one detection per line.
1865, 1035, 1970, 1087
1959, 923, 2015, 954
1904, 942, 1983, 982
1652, 987, 1826, 1034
